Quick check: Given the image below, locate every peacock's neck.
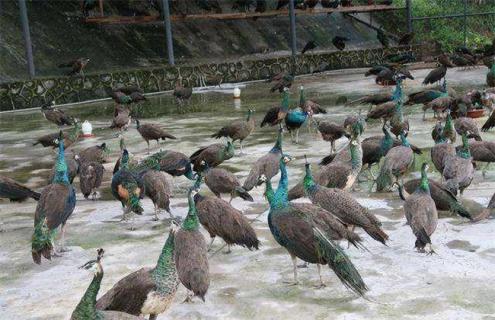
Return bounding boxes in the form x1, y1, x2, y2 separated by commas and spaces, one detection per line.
270, 131, 283, 153
281, 91, 290, 112
182, 193, 199, 231
53, 142, 70, 184
152, 232, 177, 293
400, 133, 410, 147
272, 161, 289, 210
419, 170, 430, 194
299, 88, 305, 107
350, 141, 362, 170
264, 180, 275, 205
73, 271, 103, 319
303, 165, 318, 195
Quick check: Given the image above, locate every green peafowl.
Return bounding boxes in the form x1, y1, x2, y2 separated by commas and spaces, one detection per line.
430, 121, 455, 174
376, 131, 414, 192
111, 149, 144, 221
32, 131, 76, 264
200, 161, 253, 203
261, 155, 368, 294
0, 176, 40, 202
41, 101, 74, 126
303, 156, 389, 245
174, 186, 210, 302
189, 141, 235, 172
96, 225, 179, 319
71, 249, 144, 320
261, 88, 290, 127
402, 163, 438, 254
34, 121, 82, 149
243, 127, 283, 191
443, 134, 475, 196
211, 109, 255, 155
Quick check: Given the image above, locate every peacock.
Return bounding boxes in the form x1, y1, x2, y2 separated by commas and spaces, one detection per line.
211, 109, 255, 155
261, 88, 290, 127
423, 54, 454, 85
200, 161, 253, 203
136, 119, 177, 154
111, 149, 144, 221
0, 176, 40, 202
41, 101, 74, 126
78, 142, 109, 164
261, 155, 368, 294
194, 174, 260, 253
242, 127, 283, 191
303, 156, 389, 245
487, 60, 495, 87
71, 249, 143, 320
79, 161, 104, 200
442, 133, 475, 196
190, 141, 235, 172
32, 131, 76, 264
430, 121, 456, 174
285, 97, 311, 144
96, 225, 179, 320
174, 186, 210, 302
141, 170, 174, 220
34, 121, 82, 149
402, 163, 438, 254
376, 131, 414, 192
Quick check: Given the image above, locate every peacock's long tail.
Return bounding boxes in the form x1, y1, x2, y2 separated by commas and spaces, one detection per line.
31, 219, 57, 264
448, 200, 472, 220
128, 192, 143, 215
376, 166, 392, 192
363, 225, 389, 246
414, 227, 431, 250
314, 227, 368, 296
242, 166, 261, 192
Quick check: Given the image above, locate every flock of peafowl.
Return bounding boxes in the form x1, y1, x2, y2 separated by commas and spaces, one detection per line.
4, 41, 495, 318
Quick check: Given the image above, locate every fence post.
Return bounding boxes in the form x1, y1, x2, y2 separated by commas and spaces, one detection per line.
161, 0, 175, 65
288, 0, 297, 59
463, 0, 468, 46
405, 0, 413, 33
19, 0, 35, 78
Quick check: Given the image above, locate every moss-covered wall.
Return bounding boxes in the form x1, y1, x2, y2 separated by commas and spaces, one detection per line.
0, 45, 423, 111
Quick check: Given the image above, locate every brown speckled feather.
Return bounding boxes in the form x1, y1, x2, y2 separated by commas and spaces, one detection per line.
204, 168, 240, 196
34, 184, 74, 229
96, 268, 156, 314
142, 170, 171, 212
194, 194, 259, 249
243, 151, 281, 191
79, 161, 104, 199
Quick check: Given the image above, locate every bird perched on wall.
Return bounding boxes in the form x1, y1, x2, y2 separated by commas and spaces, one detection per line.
304, 0, 319, 9
386, 52, 415, 64
243, 127, 283, 191
58, 58, 90, 77
174, 186, 209, 302
211, 109, 255, 155
194, 175, 259, 253
96, 227, 179, 319
71, 249, 143, 320
301, 40, 317, 54
276, 0, 289, 9
32, 131, 76, 264
402, 163, 438, 254
261, 88, 290, 127
79, 161, 104, 200
111, 149, 144, 221
190, 141, 235, 172
108, 89, 146, 105
110, 105, 131, 131
377, 29, 389, 48
197, 0, 222, 13
200, 161, 253, 203
423, 54, 454, 85
303, 156, 389, 245
261, 155, 368, 293
33, 122, 81, 149
41, 101, 74, 126
173, 77, 193, 105
332, 36, 349, 51
81, 0, 98, 17
0, 176, 40, 202
135, 119, 177, 154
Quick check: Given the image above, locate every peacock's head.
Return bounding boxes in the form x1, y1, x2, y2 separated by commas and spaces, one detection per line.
282, 154, 292, 164
170, 220, 180, 234
79, 248, 104, 276
258, 174, 267, 184
422, 162, 429, 172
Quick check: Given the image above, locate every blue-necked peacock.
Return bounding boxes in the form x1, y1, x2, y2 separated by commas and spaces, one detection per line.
32, 131, 76, 264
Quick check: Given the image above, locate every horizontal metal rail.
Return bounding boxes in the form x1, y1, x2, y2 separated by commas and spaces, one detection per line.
412, 11, 495, 21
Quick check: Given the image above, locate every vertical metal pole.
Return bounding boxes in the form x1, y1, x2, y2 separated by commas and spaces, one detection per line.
406, 0, 413, 33
0, 0, 3, 17
161, 0, 175, 65
98, 0, 104, 16
463, 0, 467, 47
288, 0, 297, 58
19, 0, 35, 78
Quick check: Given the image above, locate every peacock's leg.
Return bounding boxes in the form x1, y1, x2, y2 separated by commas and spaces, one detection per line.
295, 129, 300, 144
207, 237, 215, 252
483, 162, 490, 177
290, 130, 295, 143
59, 223, 71, 252
229, 192, 234, 204
331, 140, 336, 153
153, 204, 159, 221
283, 254, 300, 285
422, 109, 427, 121
149, 314, 158, 320
146, 141, 150, 155
181, 292, 193, 303
239, 141, 245, 156
314, 264, 326, 288
223, 244, 232, 254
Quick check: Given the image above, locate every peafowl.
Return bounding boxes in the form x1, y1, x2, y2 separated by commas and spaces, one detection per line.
32, 131, 76, 264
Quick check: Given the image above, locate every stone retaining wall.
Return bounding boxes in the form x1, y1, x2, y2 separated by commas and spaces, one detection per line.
0, 46, 423, 111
